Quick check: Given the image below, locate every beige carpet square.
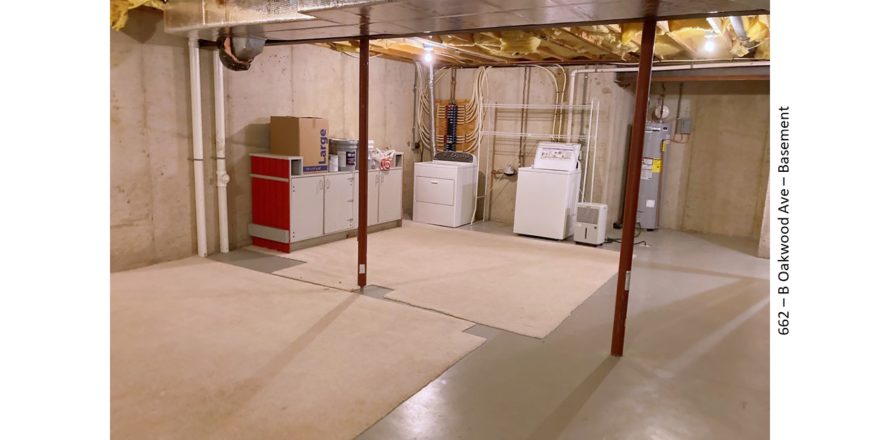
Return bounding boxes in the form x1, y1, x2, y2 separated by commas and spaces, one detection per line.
112, 257, 484, 440
270, 222, 620, 338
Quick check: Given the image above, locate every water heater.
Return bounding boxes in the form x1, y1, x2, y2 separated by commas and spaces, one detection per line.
574, 202, 607, 246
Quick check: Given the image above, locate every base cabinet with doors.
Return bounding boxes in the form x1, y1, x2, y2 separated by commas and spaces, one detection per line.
356, 168, 403, 227
248, 152, 404, 252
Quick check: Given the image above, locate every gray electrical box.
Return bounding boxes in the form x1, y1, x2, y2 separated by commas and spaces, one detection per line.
677, 117, 693, 135
636, 122, 670, 230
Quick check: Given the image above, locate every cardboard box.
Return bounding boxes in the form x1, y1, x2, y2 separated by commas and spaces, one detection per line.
270, 116, 329, 173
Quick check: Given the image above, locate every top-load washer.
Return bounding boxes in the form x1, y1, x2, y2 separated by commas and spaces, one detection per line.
513, 142, 582, 240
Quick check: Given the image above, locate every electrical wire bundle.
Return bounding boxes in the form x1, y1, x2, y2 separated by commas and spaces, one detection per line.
444, 102, 458, 151
414, 65, 491, 156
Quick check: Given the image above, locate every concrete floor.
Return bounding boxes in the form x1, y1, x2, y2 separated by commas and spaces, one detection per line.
184, 222, 768, 439
354, 224, 769, 439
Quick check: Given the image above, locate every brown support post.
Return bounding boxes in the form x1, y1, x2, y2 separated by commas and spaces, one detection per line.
610, 18, 656, 357
357, 36, 369, 289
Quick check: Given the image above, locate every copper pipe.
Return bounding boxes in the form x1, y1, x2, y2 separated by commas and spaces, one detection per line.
610, 17, 656, 357
357, 35, 369, 289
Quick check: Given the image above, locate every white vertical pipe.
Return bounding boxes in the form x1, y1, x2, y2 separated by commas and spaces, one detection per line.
188, 36, 208, 257
580, 98, 593, 203
428, 63, 437, 154
213, 51, 230, 253
590, 99, 600, 203
566, 69, 577, 142
566, 69, 593, 142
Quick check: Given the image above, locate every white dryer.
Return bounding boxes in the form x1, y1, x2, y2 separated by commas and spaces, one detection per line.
413, 153, 476, 228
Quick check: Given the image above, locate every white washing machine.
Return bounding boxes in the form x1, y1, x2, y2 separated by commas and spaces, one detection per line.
413, 153, 476, 228
513, 142, 582, 240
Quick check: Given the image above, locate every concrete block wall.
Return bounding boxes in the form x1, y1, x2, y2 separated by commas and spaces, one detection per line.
110, 9, 415, 271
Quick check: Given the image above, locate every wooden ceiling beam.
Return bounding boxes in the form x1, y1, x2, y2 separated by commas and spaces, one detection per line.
627, 32, 664, 61
527, 31, 595, 62
413, 37, 509, 63
561, 28, 628, 61
369, 44, 459, 64
658, 20, 697, 59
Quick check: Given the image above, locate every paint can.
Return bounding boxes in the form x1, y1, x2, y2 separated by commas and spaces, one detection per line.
330, 139, 358, 171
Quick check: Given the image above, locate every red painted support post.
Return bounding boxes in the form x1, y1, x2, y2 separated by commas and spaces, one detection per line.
357, 36, 369, 289
610, 18, 657, 357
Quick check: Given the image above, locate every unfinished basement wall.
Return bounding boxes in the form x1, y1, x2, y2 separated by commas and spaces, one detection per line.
223, 42, 417, 249
654, 81, 770, 241
110, 9, 415, 271
111, 10, 205, 272
432, 68, 633, 228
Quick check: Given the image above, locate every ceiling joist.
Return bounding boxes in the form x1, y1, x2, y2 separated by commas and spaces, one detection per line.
320, 16, 769, 67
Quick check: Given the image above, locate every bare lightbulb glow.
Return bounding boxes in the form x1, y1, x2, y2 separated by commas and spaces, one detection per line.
703, 39, 716, 53
422, 44, 434, 64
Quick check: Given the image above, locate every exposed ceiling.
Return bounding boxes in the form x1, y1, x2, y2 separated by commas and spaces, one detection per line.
165, 0, 770, 44
157, 1, 769, 67
320, 16, 769, 66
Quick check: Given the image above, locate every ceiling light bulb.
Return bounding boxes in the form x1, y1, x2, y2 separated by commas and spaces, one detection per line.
703, 39, 716, 53
422, 46, 434, 64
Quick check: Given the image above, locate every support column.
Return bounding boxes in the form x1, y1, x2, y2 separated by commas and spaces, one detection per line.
357, 36, 369, 289
610, 18, 656, 357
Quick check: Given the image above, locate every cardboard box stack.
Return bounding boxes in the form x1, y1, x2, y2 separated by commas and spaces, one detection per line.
269, 116, 329, 173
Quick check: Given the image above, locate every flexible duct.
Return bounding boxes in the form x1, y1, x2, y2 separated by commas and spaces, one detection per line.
730, 16, 748, 41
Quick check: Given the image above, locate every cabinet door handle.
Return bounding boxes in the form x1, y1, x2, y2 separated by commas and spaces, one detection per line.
430, 180, 439, 184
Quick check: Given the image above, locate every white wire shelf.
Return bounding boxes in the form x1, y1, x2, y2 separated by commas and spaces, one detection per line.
483, 103, 596, 110
479, 130, 592, 141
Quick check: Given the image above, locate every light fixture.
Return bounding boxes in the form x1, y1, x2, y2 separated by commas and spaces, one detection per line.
702, 32, 718, 54
422, 45, 434, 64
703, 38, 716, 52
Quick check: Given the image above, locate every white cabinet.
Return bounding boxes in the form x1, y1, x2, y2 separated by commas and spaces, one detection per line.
291, 175, 324, 242
368, 171, 381, 226
323, 173, 355, 234
353, 171, 379, 227
355, 169, 403, 226
378, 169, 403, 224
251, 152, 403, 251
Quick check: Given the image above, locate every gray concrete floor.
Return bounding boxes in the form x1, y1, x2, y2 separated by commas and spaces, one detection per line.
215, 223, 768, 439
355, 224, 769, 439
